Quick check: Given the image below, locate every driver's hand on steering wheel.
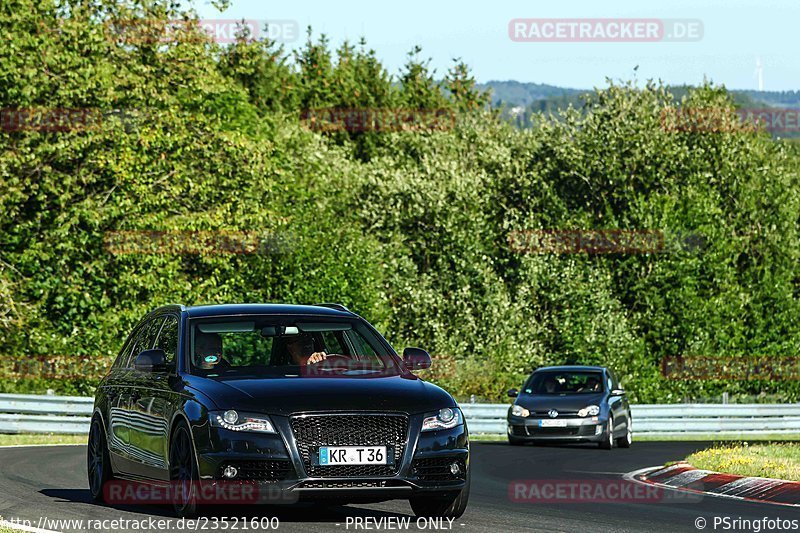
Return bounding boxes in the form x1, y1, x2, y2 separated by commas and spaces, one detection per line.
307, 351, 328, 365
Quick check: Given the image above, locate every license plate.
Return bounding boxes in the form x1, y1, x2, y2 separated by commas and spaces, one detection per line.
319, 446, 388, 465
539, 419, 567, 428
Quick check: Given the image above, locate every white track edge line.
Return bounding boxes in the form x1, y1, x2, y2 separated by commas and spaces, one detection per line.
0, 519, 62, 533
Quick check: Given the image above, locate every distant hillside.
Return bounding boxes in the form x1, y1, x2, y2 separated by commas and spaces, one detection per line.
481, 81, 800, 135
481, 81, 800, 110
478, 80, 586, 108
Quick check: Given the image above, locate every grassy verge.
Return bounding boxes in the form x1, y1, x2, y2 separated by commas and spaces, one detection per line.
686, 443, 800, 481
469, 433, 800, 442
0, 434, 86, 446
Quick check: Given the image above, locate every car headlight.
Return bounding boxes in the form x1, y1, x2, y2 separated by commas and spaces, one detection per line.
209, 410, 277, 433
421, 408, 463, 432
577, 405, 600, 417
511, 405, 530, 418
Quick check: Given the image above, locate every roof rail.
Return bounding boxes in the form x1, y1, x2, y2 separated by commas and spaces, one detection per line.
313, 303, 350, 312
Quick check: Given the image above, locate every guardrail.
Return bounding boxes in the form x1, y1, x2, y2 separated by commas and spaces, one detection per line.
2, 394, 800, 437
0, 393, 93, 434
462, 403, 800, 437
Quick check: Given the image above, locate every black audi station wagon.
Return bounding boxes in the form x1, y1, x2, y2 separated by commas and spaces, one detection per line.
88, 304, 469, 518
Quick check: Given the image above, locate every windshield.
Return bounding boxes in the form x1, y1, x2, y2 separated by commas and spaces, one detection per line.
526, 371, 604, 395
189, 316, 399, 378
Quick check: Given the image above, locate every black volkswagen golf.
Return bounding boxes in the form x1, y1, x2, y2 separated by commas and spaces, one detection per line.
506, 365, 632, 449
88, 303, 469, 518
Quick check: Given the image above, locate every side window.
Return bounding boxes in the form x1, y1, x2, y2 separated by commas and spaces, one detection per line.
124, 317, 164, 368
608, 370, 620, 391
321, 330, 347, 355
154, 315, 179, 365
112, 330, 136, 370
346, 329, 378, 358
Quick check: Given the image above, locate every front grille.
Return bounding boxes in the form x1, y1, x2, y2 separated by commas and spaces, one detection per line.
221, 460, 293, 482
290, 414, 408, 478
532, 411, 581, 418
412, 457, 466, 482
530, 426, 581, 437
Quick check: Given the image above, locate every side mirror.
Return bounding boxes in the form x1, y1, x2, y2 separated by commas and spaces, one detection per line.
611, 389, 625, 396
134, 349, 167, 373
507, 388, 519, 398
403, 347, 432, 370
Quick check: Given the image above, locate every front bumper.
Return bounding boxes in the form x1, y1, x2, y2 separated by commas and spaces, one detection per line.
192, 413, 469, 503
507, 415, 606, 442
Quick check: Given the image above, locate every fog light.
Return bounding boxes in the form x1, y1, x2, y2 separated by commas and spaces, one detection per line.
595, 425, 602, 435
223, 465, 238, 479
450, 463, 461, 475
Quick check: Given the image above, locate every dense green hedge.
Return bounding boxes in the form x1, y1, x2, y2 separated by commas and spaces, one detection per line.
2, 1, 799, 402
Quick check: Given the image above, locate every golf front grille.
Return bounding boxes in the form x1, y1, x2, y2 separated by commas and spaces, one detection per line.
290, 414, 408, 478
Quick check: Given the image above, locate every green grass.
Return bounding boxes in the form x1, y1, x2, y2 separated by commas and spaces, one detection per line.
0, 434, 86, 446
637, 433, 800, 442
468, 433, 800, 443
687, 443, 800, 481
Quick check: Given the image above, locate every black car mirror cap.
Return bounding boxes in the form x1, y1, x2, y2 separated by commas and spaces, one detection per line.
134, 349, 168, 373
507, 388, 519, 398
402, 347, 432, 370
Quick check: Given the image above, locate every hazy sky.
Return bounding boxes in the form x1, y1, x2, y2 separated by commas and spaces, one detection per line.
193, 0, 799, 91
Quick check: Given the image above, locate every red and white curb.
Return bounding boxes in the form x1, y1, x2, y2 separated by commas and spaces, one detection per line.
625, 462, 800, 508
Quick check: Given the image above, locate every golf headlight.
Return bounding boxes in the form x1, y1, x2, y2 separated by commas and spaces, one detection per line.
511, 405, 530, 418
209, 410, 276, 433
577, 405, 600, 417
422, 408, 463, 431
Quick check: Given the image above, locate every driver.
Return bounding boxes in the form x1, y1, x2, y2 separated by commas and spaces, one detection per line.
580, 376, 600, 392
285, 333, 328, 366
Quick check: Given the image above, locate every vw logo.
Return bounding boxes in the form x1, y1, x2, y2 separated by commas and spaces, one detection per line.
548, 409, 559, 418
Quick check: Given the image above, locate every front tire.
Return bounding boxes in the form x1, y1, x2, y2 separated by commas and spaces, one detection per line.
616, 417, 632, 448
409, 471, 470, 518
598, 417, 614, 450
169, 422, 199, 518
87, 417, 113, 502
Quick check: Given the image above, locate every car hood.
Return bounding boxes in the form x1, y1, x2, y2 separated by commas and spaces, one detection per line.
190, 373, 456, 416
515, 393, 605, 413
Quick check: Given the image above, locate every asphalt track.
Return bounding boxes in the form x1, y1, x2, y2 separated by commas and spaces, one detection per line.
0, 442, 798, 533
